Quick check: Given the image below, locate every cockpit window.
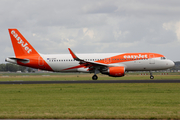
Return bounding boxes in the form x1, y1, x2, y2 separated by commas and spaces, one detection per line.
161, 57, 166, 60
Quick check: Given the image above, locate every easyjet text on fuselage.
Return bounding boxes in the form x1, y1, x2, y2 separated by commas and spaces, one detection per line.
123, 54, 148, 59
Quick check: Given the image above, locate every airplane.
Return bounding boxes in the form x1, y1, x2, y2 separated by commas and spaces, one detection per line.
5, 29, 175, 80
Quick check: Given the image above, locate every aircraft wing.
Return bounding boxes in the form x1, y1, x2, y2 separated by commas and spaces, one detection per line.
68, 48, 108, 70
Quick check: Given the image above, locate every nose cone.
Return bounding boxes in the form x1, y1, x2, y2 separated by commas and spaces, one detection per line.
168, 60, 175, 68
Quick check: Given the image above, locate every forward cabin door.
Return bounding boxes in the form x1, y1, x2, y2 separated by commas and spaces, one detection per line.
149, 54, 155, 64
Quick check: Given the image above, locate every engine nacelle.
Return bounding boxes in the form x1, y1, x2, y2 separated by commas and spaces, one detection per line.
101, 66, 125, 77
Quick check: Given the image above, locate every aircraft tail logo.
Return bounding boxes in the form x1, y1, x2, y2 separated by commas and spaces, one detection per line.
8, 29, 38, 57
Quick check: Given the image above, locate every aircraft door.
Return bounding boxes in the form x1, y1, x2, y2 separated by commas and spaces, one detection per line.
149, 54, 155, 64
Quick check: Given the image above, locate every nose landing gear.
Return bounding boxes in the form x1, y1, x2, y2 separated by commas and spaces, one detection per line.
150, 75, 154, 79
150, 71, 154, 79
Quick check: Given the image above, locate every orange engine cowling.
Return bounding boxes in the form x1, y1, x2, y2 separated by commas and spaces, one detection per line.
101, 66, 125, 77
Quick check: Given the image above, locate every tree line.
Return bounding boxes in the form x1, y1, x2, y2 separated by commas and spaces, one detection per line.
0, 63, 31, 72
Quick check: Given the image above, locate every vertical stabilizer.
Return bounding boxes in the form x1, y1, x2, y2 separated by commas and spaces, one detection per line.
8, 29, 38, 57
7, 29, 53, 71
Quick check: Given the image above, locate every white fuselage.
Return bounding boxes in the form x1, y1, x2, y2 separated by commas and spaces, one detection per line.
40, 53, 174, 72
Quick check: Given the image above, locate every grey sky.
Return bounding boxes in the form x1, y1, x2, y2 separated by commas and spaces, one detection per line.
1, 0, 180, 63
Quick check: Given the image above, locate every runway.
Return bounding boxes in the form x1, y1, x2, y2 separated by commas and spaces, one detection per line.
0, 80, 180, 84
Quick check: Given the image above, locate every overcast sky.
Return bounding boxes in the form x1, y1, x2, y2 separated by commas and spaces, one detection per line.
1, 0, 180, 63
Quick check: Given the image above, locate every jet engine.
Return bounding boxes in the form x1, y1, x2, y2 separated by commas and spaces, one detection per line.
101, 66, 125, 77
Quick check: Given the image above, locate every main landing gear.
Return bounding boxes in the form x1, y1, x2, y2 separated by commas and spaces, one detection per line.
92, 68, 100, 80
150, 71, 154, 79
92, 74, 98, 80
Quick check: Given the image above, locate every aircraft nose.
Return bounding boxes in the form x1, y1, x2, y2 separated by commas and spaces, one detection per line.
168, 60, 175, 68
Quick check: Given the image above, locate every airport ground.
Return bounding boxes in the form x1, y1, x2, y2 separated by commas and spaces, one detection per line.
0, 72, 180, 119
0, 72, 180, 81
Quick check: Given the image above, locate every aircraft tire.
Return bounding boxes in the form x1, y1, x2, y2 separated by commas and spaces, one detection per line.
150, 75, 154, 79
92, 75, 98, 80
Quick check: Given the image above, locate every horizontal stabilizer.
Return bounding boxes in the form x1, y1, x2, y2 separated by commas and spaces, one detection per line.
5, 57, 29, 64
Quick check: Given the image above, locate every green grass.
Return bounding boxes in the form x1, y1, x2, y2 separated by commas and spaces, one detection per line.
0, 83, 180, 119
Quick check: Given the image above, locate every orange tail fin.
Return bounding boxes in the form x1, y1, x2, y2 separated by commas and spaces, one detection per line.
8, 29, 38, 57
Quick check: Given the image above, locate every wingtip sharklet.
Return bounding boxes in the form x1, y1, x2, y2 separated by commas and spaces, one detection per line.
68, 48, 80, 61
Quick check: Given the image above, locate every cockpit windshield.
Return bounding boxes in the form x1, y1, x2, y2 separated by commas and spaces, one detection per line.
161, 57, 166, 60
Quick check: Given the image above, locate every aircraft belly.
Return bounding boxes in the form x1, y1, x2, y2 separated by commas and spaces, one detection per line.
125, 60, 156, 71
124, 61, 146, 71
125, 60, 170, 71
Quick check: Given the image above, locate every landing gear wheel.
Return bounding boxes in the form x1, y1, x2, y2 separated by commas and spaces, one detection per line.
150, 75, 154, 79
92, 75, 98, 80
149, 71, 154, 79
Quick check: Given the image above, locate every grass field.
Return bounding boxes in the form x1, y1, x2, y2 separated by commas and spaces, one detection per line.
0, 72, 180, 119
0, 83, 180, 119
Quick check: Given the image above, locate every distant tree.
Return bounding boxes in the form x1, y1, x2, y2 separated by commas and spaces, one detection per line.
0, 63, 26, 72
0, 64, 6, 71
